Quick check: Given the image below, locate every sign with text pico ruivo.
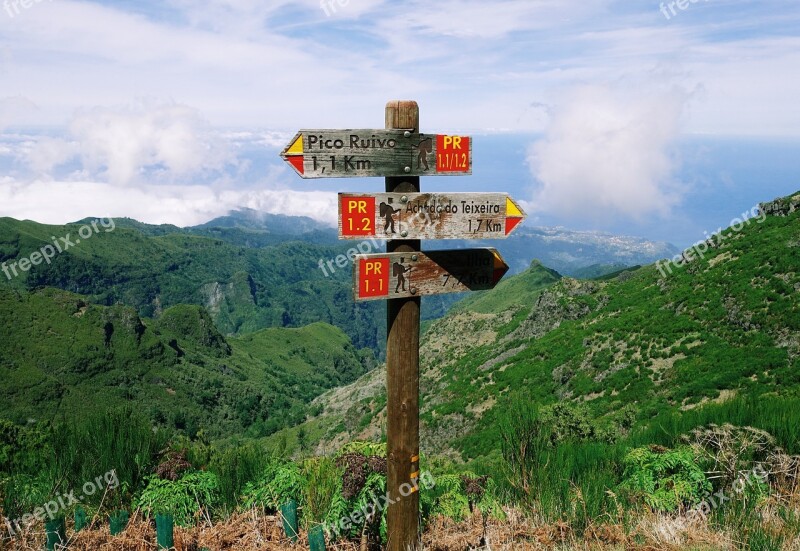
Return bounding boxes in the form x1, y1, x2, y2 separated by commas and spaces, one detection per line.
338, 192, 526, 240
353, 249, 509, 302
280, 130, 471, 178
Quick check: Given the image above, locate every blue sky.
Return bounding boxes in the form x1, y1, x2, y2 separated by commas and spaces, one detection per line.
0, 0, 799, 248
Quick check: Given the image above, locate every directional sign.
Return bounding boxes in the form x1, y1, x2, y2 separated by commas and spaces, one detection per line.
281, 130, 471, 178
339, 192, 526, 240
353, 249, 509, 302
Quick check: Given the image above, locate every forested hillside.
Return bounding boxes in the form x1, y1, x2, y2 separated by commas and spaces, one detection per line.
0, 287, 372, 438
293, 193, 800, 459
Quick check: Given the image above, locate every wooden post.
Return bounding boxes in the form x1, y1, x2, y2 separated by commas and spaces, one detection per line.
385, 100, 421, 551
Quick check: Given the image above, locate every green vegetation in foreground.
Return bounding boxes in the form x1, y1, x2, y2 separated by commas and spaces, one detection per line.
0, 414, 504, 547
2, 403, 798, 549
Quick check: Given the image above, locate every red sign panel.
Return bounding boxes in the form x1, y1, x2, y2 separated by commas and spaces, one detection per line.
436, 135, 470, 173
341, 196, 376, 237
358, 257, 389, 299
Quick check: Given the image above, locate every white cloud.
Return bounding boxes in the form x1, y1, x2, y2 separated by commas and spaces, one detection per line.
1, 0, 799, 236
1, 0, 798, 133
26, 101, 236, 185
0, 179, 337, 227
527, 82, 690, 222
25, 136, 78, 174
0, 96, 38, 132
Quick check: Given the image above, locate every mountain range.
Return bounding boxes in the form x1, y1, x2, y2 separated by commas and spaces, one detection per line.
0, 211, 675, 354
275, 192, 800, 459
5, 191, 790, 450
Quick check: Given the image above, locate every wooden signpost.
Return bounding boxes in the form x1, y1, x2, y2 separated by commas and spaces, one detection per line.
281, 101, 525, 551
281, 130, 472, 178
353, 249, 509, 301
339, 192, 526, 240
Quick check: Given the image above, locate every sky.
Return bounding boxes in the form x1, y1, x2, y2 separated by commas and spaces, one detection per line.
1, 0, 799, 248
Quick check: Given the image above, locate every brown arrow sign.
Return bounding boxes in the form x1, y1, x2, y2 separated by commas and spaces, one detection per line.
353, 249, 509, 302
339, 192, 526, 240
281, 130, 471, 178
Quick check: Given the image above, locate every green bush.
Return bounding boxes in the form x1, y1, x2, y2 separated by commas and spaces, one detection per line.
135, 470, 219, 526
1, 472, 53, 520
201, 441, 274, 513
322, 441, 389, 545
324, 470, 386, 543
302, 457, 341, 526
241, 462, 306, 512
425, 473, 503, 522
620, 445, 711, 512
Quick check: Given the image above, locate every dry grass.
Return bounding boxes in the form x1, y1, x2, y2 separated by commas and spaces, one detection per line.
0, 510, 353, 551
628, 512, 735, 551
2, 502, 799, 550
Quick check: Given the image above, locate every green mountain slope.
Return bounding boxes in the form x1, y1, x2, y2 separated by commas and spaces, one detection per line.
0, 217, 385, 354
271, 260, 564, 453
292, 192, 800, 458
0, 287, 371, 438
0, 211, 678, 356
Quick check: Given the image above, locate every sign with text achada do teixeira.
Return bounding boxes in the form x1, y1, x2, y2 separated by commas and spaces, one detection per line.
338, 192, 526, 241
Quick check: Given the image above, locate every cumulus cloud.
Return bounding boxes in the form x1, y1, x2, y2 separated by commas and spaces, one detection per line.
0, 179, 337, 227
26, 101, 236, 185
1, 121, 337, 229
527, 83, 690, 222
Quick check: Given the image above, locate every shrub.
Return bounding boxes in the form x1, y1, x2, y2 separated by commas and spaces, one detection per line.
135, 470, 219, 526
241, 462, 306, 512
302, 457, 340, 525
425, 473, 503, 522
620, 445, 711, 512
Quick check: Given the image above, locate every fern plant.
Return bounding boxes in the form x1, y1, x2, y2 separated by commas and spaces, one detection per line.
323, 468, 387, 542
428, 474, 471, 522
135, 470, 219, 526
620, 445, 711, 512
241, 462, 307, 512
322, 442, 388, 545
427, 472, 504, 522
1, 473, 52, 521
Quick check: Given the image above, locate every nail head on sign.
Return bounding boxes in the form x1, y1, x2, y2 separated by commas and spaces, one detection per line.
404, 167, 411, 173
